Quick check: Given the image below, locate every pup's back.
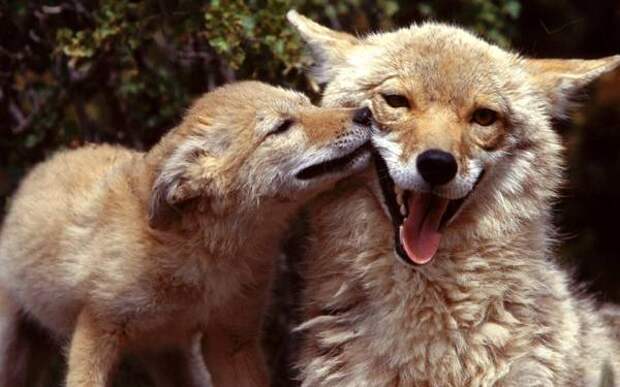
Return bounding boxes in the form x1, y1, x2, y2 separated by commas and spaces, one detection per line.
0, 144, 135, 334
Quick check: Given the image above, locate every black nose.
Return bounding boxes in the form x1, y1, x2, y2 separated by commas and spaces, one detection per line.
416, 149, 458, 186
352, 107, 372, 126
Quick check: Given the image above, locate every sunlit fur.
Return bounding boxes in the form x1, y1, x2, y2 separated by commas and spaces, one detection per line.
0, 81, 370, 387
289, 10, 620, 386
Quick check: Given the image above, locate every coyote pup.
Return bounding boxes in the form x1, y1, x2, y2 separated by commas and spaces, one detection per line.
288, 11, 620, 386
0, 81, 372, 387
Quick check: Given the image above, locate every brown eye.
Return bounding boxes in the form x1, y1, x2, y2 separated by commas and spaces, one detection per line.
472, 108, 498, 126
381, 94, 410, 109
271, 119, 294, 135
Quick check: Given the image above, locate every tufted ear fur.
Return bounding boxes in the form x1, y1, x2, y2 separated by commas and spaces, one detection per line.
148, 138, 212, 230
148, 175, 202, 230
525, 55, 620, 118
287, 10, 359, 84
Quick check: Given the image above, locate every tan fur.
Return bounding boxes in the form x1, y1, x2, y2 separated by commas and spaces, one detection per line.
288, 11, 620, 386
0, 81, 371, 387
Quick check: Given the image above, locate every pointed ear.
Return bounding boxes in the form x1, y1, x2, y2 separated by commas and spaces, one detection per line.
287, 10, 359, 83
524, 55, 620, 118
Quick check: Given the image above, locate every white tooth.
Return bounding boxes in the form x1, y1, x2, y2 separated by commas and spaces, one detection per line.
395, 186, 404, 206
395, 185, 403, 196
400, 203, 406, 216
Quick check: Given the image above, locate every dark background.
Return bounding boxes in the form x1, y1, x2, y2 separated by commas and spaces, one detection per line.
2, 1, 620, 385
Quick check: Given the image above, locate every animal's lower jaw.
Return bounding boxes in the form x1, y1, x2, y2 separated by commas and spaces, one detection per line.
372, 153, 485, 266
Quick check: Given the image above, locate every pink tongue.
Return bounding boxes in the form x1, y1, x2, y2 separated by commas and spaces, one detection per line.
399, 193, 449, 264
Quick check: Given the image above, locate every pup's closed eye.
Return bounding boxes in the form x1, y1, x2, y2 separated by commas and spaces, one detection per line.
381, 94, 410, 109
269, 118, 295, 135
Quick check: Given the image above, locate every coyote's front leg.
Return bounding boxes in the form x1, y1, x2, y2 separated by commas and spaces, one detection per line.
66, 308, 123, 387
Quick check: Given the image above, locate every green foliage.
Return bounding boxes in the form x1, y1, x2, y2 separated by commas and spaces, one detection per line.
205, 0, 301, 71
412, 0, 521, 47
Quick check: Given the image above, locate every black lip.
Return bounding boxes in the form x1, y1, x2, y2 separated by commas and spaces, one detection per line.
372, 150, 413, 265
296, 142, 371, 180
372, 149, 404, 227
372, 151, 485, 266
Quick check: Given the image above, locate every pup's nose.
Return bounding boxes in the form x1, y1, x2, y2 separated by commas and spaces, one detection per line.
353, 107, 373, 126
416, 149, 458, 186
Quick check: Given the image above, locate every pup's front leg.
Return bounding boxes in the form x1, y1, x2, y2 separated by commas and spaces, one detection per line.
0, 292, 24, 386
203, 290, 270, 387
203, 328, 269, 387
66, 308, 123, 387
142, 332, 213, 387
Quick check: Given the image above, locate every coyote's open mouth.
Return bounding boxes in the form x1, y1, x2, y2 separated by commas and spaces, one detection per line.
296, 142, 371, 180
373, 151, 484, 265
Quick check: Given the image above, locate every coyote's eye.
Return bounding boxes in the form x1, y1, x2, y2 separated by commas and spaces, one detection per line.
381, 94, 410, 109
472, 108, 498, 126
270, 119, 294, 135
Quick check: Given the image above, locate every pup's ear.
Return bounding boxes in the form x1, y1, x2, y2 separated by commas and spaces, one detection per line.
148, 173, 202, 230
148, 141, 209, 230
287, 10, 359, 83
525, 55, 620, 118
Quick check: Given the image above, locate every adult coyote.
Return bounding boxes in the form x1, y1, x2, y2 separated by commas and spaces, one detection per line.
288, 10, 620, 386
